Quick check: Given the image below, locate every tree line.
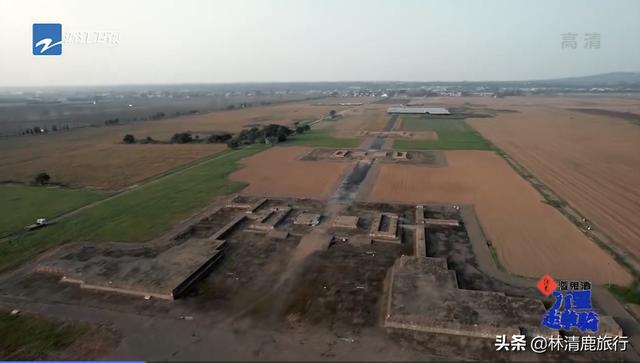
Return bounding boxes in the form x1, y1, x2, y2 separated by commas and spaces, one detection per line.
21, 124, 71, 135
122, 122, 312, 149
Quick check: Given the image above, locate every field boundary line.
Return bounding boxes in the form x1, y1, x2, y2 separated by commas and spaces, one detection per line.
0, 147, 255, 243
465, 119, 640, 281
494, 147, 640, 281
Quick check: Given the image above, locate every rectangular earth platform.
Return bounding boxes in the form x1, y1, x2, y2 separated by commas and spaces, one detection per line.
248, 206, 292, 232
209, 215, 246, 240
424, 218, 460, 228
370, 212, 401, 244
331, 150, 350, 158
384, 256, 554, 339
414, 226, 427, 257
351, 151, 367, 158
35, 239, 227, 300
226, 195, 267, 214
294, 212, 321, 226
392, 151, 408, 160
331, 215, 359, 229
300, 148, 447, 166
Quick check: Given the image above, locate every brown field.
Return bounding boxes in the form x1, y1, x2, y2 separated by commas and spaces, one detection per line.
229, 146, 353, 200
0, 128, 225, 189
128, 101, 352, 138
329, 105, 390, 137
468, 106, 640, 259
0, 101, 350, 189
402, 95, 640, 116
365, 150, 632, 285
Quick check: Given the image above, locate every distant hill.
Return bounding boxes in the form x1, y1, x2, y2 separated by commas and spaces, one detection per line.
370, 72, 640, 89
532, 72, 640, 88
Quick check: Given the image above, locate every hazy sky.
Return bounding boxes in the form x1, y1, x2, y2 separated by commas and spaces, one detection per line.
1, 0, 639, 86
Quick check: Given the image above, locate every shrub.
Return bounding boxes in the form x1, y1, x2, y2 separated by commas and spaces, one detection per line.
207, 133, 233, 143
122, 134, 136, 144
170, 132, 193, 144
34, 172, 50, 185
226, 138, 240, 149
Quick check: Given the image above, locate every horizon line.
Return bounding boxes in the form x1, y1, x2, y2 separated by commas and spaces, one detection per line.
1, 71, 638, 89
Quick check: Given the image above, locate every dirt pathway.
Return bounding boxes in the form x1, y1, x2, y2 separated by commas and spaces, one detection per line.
461, 205, 640, 360
0, 149, 247, 245
0, 294, 439, 361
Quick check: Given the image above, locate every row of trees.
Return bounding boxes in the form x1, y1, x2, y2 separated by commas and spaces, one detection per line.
22, 124, 71, 135
123, 134, 156, 144
122, 123, 312, 148
20, 108, 202, 138
223, 100, 281, 111
122, 132, 233, 145
226, 123, 310, 149
150, 112, 166, 120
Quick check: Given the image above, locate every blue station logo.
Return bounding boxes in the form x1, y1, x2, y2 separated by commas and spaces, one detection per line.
33, 23, 62, 55
540, 277, 599, 333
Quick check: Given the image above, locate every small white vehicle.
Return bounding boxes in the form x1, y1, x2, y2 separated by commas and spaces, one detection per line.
25, 218, 50, 231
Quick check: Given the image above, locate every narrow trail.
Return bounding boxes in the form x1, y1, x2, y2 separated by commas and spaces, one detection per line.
0, 149, 246, 243
461, 205, 640, 360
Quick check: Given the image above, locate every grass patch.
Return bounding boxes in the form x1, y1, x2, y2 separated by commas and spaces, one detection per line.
394, 117, 493, 150
543, 199, 567, 209
0, 146, 265, 272
296, 118, 316, 126
0, 311, 88, 360
0, 185, 108, 238
487, 241, 506, 272
285, 128, 361, 148
399, 117, 464, 131
608, 284, 640, 305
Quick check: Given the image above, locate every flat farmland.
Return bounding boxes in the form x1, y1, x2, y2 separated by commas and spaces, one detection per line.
393, 117, 492, 150
0, 146, 264, 272
365, 150, 632, 285
127, 101, 351, 138
0, 101, 344, 190
329, 105, 389, 138
397, 117, 460, 131
468, 106, 640, 259
0, 132, 225, 190
0, 185, 107, 237
408, 95, 640, 110
229, 146, 353, 200
286, 128, 361, 148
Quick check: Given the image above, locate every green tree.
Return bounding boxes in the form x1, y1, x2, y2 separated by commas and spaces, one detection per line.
170, 132, 193, 144
226, 138, 240, 149
265, 136, 279, 145
208, 133, 232, 143
34, 172, 51, 185
123, 134, 136, 144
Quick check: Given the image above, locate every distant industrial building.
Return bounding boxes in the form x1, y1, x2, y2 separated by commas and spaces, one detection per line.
387, 107, 450, 115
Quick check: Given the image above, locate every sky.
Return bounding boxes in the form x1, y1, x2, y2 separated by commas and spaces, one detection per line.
0, 0, 639, 86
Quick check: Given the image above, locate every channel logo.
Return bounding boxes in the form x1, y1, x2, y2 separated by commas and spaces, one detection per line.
33, 23, 62, 55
